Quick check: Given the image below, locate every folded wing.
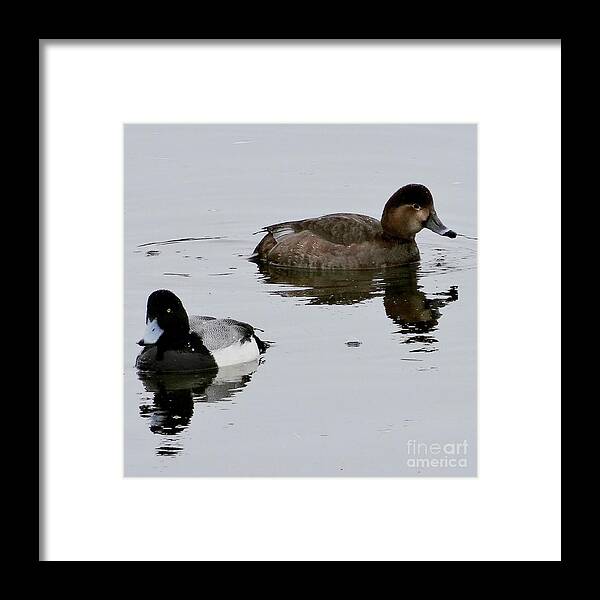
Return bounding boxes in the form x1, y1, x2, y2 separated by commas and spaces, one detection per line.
260, 213, 382, 246
189, 316, 257, 353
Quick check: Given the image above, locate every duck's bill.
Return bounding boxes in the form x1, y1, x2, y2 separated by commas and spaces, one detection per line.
138, 318, 164, 346
425, 211, 457, 238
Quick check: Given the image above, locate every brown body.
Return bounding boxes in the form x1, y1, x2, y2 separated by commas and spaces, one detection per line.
252, 184, 457, 271
254, 213, 420, 270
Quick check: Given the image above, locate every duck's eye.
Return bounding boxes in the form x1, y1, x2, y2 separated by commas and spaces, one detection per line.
412, 203, 421, 210
166, 308, 172, 313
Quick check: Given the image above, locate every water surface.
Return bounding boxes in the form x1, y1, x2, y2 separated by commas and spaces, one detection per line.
125, 125, 477, 476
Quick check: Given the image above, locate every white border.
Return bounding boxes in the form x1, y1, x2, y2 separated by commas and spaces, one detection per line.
43, 41, 561, 561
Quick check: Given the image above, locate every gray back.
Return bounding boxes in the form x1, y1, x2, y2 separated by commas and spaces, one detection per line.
189, 315, 253, 352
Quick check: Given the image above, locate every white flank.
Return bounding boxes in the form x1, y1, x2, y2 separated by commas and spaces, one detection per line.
142, 318, 164, 344
211, 338, 260, 367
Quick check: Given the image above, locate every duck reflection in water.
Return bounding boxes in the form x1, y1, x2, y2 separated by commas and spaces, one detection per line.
138, 361, 259, 456
255, 262, 457, 348
383, 274, 457, 347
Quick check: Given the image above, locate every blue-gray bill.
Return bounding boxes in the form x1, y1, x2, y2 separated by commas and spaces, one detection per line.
138, 318, 164, 346
425, 210, 457, 238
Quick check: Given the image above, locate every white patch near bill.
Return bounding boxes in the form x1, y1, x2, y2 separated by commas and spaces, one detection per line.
211, 338, 260, 367
143, 318, 164, 344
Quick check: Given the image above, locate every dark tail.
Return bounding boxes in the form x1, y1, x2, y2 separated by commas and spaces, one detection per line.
253, 333, 272, 354
251, 231, 277, 261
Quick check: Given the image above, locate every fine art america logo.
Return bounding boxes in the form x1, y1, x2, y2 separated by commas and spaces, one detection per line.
406, 440, 469, 470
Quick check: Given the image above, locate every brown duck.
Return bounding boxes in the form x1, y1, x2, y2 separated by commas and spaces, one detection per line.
252, 184, 457, 270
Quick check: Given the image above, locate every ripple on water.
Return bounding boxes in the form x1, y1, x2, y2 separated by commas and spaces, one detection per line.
138, 236, 226, 247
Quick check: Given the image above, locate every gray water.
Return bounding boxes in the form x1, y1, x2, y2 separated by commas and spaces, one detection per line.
124, 125, 477, 476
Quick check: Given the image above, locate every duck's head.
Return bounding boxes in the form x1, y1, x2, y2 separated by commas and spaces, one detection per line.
381, 184, 457, 241
138, 289, 190, 346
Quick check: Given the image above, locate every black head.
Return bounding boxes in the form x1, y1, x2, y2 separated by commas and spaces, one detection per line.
138, 289, 190, 349
385, 184, 434, 211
